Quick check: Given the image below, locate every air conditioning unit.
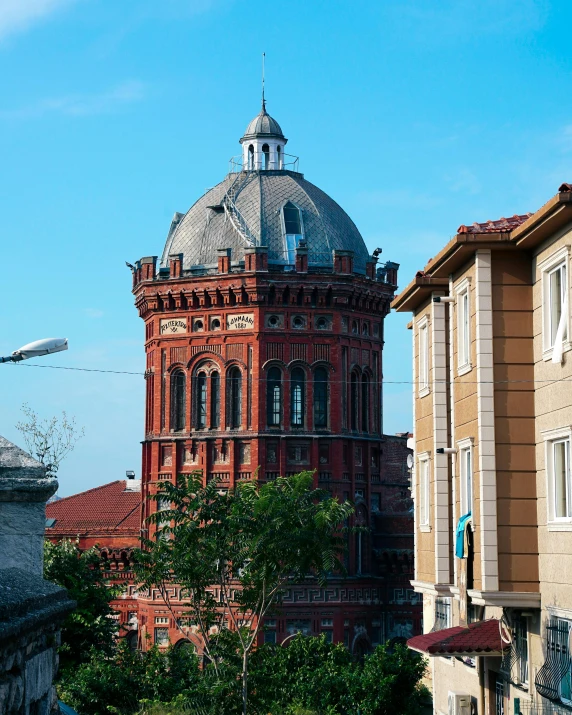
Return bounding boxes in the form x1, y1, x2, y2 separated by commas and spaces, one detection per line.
448, 691, 471, 715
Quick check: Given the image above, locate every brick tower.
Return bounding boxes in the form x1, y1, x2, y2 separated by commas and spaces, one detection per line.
131, 102, 418, 652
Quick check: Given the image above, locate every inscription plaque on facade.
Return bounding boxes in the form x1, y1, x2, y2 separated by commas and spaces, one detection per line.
160, 318, 187, 335
227, 313, 254, 330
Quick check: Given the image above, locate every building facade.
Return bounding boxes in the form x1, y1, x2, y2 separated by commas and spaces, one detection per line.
129, 102, 421, 653
394, 185, 572, 714
45, 479, 141, 647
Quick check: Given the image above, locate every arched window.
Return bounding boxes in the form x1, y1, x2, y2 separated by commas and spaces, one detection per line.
267, 367, 282, 426
291, 368, 305, 427
314, 367, 328, 428
282, 202, 303, 266
277, 144, 282, 169
227, 367, 242, 429
361, 375, 369, 432
170, 370, 186, 432
248, 144, 254, 170
211, 372, 220, 429
262, 143, 270, 170
195, 371, 207, 429
350, 372, 359, 431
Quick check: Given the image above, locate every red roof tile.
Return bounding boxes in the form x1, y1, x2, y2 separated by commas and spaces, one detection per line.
46, 480, 141, 534
457, 214, 533, 235
407, 619, 507, 656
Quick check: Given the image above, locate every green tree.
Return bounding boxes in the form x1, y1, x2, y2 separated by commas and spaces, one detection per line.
57, 639, 200, 715
134, 471, 354, 715
44, 538, 121, 671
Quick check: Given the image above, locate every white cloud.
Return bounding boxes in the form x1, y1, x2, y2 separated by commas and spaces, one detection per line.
0, 80, 146, 119
0, 0, 76, 40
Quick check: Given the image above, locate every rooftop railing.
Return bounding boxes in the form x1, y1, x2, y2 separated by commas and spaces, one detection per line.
229, 153, 300, 174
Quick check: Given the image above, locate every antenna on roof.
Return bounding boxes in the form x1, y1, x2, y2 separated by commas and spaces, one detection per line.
262, 52, 266, 111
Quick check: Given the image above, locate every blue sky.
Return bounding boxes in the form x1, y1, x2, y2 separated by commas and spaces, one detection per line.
1, 0, 571, 496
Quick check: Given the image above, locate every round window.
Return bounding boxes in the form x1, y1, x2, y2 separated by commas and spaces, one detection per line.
268, 316, 279, 327
362, 324, 369, 336
211, 318, 221, 330
293, 316, 304, 329
351, 321, 358, 334
195, 320, 204, 331
317, 318, 327, 330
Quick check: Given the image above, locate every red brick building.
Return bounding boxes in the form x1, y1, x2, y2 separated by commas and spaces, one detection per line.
45, 103, 420, 654
45, 479, 141, 648
130, 103, 421, 652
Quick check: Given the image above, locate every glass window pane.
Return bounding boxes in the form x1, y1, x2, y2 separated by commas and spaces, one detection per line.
554, 440, 569, 518
196, 372, 207, 428
291, 368, 305, 426
267, 368, 281, 426
550, 267, 563, 346
283, 202, 302, 234
314, 368, 328, 428
211, 372, 220, 429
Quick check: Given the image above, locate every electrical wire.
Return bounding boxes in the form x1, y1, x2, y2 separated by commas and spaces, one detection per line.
4, 361, 572, 386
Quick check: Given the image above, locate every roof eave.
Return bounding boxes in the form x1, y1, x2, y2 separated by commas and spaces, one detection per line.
512, 191, 572, 250
391, 276, 449, 312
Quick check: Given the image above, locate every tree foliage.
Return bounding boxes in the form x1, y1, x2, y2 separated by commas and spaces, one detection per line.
134, 471, 354, 715
16, 402, 84, 477
44, 538, 121, 671
57, 639, 201, 715
58, 635, 426, 715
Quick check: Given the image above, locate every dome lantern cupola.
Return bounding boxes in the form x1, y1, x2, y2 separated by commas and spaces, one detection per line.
240, 100, 287, 171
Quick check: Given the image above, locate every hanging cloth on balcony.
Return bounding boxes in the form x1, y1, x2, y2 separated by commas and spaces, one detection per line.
455, 512, 472, 559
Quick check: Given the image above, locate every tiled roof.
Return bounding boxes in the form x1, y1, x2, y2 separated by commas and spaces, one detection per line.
45, 480, 140, 534
457, 214, 533, 234
407, 619, 507, 656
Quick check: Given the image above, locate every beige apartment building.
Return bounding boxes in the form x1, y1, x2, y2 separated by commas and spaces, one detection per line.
393, 183, 572, 715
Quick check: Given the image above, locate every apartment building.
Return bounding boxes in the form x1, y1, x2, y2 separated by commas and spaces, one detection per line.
392, 184, 572, 715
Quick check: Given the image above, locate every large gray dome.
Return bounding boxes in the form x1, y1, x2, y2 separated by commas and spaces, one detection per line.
161, 170, 370, 274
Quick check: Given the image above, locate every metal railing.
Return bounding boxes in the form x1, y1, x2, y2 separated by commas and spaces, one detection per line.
229, 153, 300, 173
535, 620, 572, 705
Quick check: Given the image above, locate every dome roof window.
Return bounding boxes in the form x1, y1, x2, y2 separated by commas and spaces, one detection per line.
281, 201, 304, 268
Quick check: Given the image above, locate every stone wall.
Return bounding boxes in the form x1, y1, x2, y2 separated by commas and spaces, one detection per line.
0, 436, 75, 714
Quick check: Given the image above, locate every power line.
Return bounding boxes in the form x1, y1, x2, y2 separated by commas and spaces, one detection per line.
5, 361, 572, 386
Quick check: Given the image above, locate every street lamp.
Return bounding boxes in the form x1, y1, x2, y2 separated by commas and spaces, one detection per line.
0, 338, 68, 364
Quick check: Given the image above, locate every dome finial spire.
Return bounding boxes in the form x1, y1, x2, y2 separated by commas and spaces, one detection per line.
261, 52, 266, 112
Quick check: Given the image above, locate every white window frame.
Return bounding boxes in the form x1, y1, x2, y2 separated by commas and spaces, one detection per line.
539, 246, 571, 360
542, 426, 572, 525
455, 278, 472, 375
417, 315, 430, 398
458, 437, 474, 516
418, 452, 431, 531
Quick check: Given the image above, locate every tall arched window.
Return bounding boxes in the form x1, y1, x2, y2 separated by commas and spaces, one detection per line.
350, 372, 359, 431
277, 144, 282, 169
211, 372, 220, 429
248, 144, 254, 170
262, 143, 270, 170
361, 375, 369, 433
267, 367, 282, 426
170, 370, 186, 432
291, 368, 305, 427
195, 371, 207, 429
227, 367, 242, 429
314, 367, 328, 428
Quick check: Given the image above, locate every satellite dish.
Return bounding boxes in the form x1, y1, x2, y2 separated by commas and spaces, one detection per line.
407, 454, 414, 469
